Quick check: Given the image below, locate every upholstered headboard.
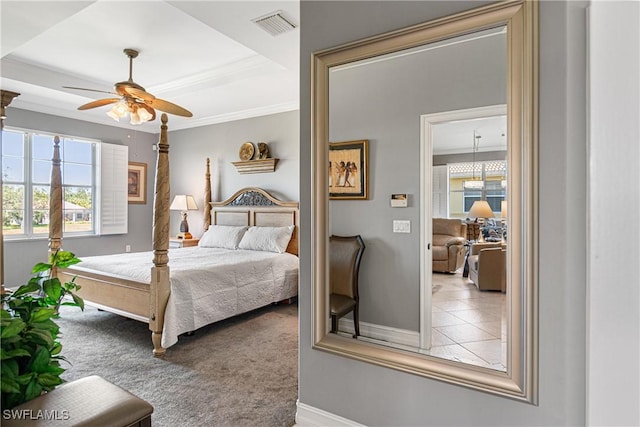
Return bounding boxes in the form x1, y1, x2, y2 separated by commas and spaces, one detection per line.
210, 188, 299, 256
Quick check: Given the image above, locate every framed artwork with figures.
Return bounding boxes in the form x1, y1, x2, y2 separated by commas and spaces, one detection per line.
128, 162, 147, 204
329, 140, 369, 200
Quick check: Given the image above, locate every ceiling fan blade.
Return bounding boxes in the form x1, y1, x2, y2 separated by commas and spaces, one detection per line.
122, 87, 155, 102
78, 98, 120, 110
144, 98, 193, 117
64, 86, 117, 96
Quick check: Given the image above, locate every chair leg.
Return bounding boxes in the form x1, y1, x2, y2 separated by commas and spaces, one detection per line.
331, 313, 338, 333
353, 305, 360, 338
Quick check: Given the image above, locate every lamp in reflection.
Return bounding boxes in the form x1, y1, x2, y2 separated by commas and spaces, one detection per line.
463, 130, 484, 190
170, 195, 198, 239
468, 200, 494, 242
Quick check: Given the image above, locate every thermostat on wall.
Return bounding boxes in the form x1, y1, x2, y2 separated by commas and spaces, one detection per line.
391, 194, 408, 208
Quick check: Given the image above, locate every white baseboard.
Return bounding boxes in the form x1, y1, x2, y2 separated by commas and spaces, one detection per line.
296, 401, 365, 426
338, 318, 420, 348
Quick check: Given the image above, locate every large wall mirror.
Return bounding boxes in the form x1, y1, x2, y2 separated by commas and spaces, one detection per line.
312, 0, 538, 401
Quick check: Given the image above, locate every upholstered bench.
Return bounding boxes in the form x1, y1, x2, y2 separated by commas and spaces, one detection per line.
3, 375, 153, 426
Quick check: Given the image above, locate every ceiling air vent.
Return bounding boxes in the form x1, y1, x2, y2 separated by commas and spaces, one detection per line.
252, 11, 297, 37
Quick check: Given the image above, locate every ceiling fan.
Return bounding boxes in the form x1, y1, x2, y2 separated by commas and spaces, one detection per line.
65, 48, 193, 124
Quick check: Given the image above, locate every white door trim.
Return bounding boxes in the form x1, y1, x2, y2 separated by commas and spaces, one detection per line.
419, 104, 507, 351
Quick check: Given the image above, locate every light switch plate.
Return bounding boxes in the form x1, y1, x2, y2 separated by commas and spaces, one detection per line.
393, 220, 411, 233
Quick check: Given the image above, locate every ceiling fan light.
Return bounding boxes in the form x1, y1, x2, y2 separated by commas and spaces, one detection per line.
106, 108, 120, 122
107, 100, 129, 121
129, 108, 142, 125
137, 106, 153, 123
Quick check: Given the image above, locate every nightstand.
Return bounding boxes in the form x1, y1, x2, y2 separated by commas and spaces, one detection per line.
169, 238, 199, 248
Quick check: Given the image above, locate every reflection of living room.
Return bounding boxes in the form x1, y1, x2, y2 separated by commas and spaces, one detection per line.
430, 220, 507, 370
429, 116, 508, 370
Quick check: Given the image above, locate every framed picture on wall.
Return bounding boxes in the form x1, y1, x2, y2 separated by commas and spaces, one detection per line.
128, 162, 147, 204
329, 140, 369, 200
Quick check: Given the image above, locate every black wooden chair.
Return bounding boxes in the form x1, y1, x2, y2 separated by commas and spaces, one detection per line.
329, 235, 365, 338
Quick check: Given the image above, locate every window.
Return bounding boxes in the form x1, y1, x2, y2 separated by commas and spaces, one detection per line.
447, 160, 506, 218
2, 128, 128, 239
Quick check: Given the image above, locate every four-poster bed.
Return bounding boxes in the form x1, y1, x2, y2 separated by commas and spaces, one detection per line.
49, 114, 299, 356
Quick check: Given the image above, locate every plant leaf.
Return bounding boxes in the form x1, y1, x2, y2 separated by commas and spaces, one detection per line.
1, 318, 26, 339
71, 293, 85, 310
29, 308, 57, 324
1, 348, 31, 360
42, 278, 63, 301
43, 364, 65, 376
25, 329, 54, 347
1, 375, 21, 394
31, 262, 52, 274
50, 342, 62, 356
38, 373, 63, 388
25, 378, 43, 401
10, 282, 41, 297
56, 258, 81, 269
28, 319, 59, 332
2, 359, 19, 377
29, 346, 50, 373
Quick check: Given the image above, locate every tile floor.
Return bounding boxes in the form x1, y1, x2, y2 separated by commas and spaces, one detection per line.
338, 271, 507, 371
429, 272, 506, 371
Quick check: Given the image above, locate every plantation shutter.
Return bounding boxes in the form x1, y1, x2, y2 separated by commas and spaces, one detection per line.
432, 165, 448, 218
98, 143, 128, 235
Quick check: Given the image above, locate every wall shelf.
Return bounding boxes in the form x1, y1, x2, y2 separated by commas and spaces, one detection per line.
232, 158, 279, 174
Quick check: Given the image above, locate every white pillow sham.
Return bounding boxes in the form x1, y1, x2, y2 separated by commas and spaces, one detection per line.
198, 225, 248, 250
238, 225, 295, 253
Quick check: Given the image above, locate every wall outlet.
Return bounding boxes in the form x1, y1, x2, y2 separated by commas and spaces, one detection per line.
125, 244, 131, 253
392, 220, 411, 233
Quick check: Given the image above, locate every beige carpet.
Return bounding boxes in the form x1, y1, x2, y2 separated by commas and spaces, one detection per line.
56, 302, 298, 427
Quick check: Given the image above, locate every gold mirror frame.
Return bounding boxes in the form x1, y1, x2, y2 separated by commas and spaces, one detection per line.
311, 0, 538, 402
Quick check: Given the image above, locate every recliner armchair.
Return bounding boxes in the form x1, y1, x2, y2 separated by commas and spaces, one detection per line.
467, 242, 506, 292
329, 235, 365, 338
432, 218, 467, 273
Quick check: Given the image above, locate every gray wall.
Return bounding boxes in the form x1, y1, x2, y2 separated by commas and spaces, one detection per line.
300, 1, 587, 425
329, 29, 505, 331
2, 109, 299, 286
2, 108, 157, 286
166, 110, 300, 238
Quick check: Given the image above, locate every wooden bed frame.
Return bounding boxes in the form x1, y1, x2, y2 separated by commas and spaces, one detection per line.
50, 114, 299, 356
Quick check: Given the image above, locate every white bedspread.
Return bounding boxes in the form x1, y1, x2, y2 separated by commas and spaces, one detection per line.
76, 247, 298, 348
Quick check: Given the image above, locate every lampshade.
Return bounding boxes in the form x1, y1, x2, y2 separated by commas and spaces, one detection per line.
501, 200, 507, 218
107, 100, 153, 125
463, 131, 484, 190
468, 200, 494, 219
170, 195, 198, 211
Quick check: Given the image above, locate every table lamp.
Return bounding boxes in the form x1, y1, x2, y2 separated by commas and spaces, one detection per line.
468, 200, 494, 242
170, 195, 198, 239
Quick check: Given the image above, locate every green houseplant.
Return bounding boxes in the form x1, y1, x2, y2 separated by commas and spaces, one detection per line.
1, 250, 84, 409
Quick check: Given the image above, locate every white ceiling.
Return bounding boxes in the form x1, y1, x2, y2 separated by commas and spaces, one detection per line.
1, 0, 300, 134
433, 115, 507, 155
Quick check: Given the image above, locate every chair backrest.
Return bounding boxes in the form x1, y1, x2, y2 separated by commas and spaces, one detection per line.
329, 235, 365, 300
433, 218, 467, 238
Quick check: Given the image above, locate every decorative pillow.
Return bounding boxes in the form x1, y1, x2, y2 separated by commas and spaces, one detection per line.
198, 225, 248, 250
238, 225, 295, 253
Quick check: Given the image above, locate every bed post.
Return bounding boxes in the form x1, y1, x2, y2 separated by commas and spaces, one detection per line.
49, 136, 63, 268
149, 114, 171, 357
203, 157, 212, 230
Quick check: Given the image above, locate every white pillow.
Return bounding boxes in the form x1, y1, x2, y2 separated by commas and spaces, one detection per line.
238, 226, 295, 253
198, 225, 248, 250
